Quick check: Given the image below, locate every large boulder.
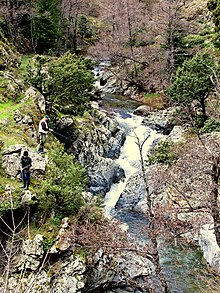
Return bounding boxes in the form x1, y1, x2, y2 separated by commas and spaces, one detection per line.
0, 32, 20, 70
198, 224, 220, 274
51, 255, 86, 292
88, 156, 125, 196
2, 145, 47, 178
143, 107, 176, 135
23, 87, 46, 113
14, 234, 44, 272
133, 105, 152, 116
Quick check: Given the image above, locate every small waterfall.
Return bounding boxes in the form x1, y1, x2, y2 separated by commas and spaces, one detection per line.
104, 112, 163, 215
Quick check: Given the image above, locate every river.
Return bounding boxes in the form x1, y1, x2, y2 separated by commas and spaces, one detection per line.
101, 93, 220, 293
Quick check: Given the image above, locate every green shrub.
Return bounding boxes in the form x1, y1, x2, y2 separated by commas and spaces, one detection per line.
42, 237, 55, 252
37, 142, 87, 218
200, 118, 220, 134
0, 191, 21, 217
148, 141, 177, 166
167, 53, 216, 127
25, 55, 52, 93
46, 52, 94, 115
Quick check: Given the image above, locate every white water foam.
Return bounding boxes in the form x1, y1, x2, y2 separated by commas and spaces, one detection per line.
104, 113, 163, 215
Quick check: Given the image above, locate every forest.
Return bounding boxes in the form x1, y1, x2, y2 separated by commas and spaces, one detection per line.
1, 0, 220, 292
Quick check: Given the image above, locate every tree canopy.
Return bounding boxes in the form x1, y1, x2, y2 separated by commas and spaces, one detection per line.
167, 53, 216, 125
208, 0, 220, 47
47, 52, 95, 115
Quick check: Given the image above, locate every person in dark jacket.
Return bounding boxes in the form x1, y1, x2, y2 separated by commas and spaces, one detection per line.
20, 150, 32, 190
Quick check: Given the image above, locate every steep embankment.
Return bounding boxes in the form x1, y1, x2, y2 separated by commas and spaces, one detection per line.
0, 37, 161, 293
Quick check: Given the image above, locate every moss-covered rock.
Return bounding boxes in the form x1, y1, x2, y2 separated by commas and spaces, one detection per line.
0, 33, 20, 71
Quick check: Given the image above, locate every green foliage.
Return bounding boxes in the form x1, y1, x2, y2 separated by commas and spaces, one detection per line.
143, 93, 164, 109
200, 118, 220, 134
77, 195, 104, 224
0, 101, 22, 120
37, 142, 87, 218
42, 237, 55, 252
168, 53, 215, 105
208, 0, 220, 47
30, 216, 62, 251
0, 191, 21, 217
77, 15, 98, 46
148, 141, 177, 166
25, 55, 52, 93
167, 53, 217, 125
183, 35, 206, 48
20, 55, 33, 78
32, 0, 61, 53
47, 52, 95, 115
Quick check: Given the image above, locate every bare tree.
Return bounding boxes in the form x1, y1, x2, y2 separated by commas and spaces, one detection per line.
134, 131, 171, 293
0, 189, 29, 292
151, 0, 187, 84
151, 134, 220, 247
59, 0, 98, 53
0, 0, 36, 51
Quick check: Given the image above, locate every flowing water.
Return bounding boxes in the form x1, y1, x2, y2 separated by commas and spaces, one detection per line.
101, 94, 220, 293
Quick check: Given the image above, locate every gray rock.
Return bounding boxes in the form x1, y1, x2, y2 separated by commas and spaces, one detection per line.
2, 145, 47, 178
51, 255, 86, 293
133, 105, 152, 116
22, 114, 34, 125
15, 234, 44, 272
88, 157, 125, 196
2, 153, 20, 177
14, 109, 23, 122
115, 172, 146, 211
143, 107, 176, 135
21, 190, 35, 203
167, 125, 187, 143
199, 224, 220, 274
113, 251, 155, 285
24, 87, 46, 113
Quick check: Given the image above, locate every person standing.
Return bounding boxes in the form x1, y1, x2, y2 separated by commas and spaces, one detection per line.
37, 115, 51, 154
20, 151, 32, 190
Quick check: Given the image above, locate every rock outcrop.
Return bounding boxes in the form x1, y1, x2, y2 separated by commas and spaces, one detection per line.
142, 107, 176, 135
0, 216, 156, 293
54, 109, 126, 196
2, 145, 47, 178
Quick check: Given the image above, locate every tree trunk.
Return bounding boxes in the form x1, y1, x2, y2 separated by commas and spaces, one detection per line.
210, 155, 220, 247
200, 96, 207, 123
149, 228, 170, 293
135, 133, 170, 292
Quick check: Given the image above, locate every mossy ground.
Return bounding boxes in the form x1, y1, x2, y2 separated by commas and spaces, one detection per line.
143, 93, 165, 109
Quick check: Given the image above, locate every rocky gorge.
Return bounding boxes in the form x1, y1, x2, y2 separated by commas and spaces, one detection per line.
1, 85, 220, 292
0, 55, 220, 292
0, 88, 160, 292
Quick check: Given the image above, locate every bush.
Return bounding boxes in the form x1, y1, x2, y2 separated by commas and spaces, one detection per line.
148, 141, 177, 166
25, 55, 52, 93
167, 53, 216, 127
37, 142, 87, 218
200, 118, 220, 134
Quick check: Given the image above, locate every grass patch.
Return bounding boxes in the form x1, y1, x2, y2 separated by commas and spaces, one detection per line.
20, 55, 33, 78
0, 101, 31, 147
143, 93, 164, 109
29, 217, 62, 250
0, 101, 21, 120
0, 176, 21, 194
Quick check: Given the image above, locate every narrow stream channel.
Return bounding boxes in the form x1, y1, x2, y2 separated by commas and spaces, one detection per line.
101, 93, 220, 293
